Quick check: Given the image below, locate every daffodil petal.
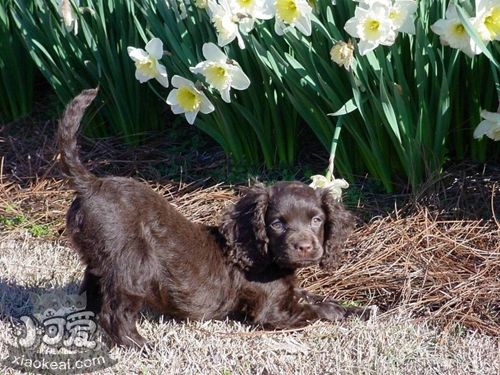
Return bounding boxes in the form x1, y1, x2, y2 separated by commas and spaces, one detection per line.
202, 42, 227, 62
171, 75, 195, 89
397, 19, 415, 34
200, 94, 215, 114
274, 19, 286, 36
429, 19, 446, 35
311, 175, 327, 181
127, 47, 148, 62
380, 31, 396, 45
344, 18, 360, 38
358, 40, 377, 55
309, 175, 328, 189
239, 17, 255, 34
171, 105, 185, 115
481, 110, 500, 123
473, 120, 491, 139
255, 1, 274, 19
217, 33, 234, 47
473, 110, 500, 141
354, 5, 370, 20
145, 38, 163, 60
229, 68, 250, 90
189, 62, 205, 75
166, 89, 178, 105
236, 32, 245, 49
135, 69, 152, 83
220, 87, 231, 103
332, 179, 349, 189
185, 111, 198, 125
294, 15, 312, 36
445, 3, 459, 19
155, 64, 169, 88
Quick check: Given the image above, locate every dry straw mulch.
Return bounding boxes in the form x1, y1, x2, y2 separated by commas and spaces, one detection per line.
300, 208, 500, 336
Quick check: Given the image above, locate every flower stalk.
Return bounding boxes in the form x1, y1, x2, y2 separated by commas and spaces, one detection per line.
326, 117, 343, 181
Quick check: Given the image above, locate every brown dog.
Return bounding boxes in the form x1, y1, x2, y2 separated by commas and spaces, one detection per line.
58, 88, 371, 347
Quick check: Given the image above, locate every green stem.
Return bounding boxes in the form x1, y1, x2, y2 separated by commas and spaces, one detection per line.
326, 117, 343, 180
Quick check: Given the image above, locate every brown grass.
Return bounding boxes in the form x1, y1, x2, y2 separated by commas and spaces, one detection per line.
300, 208, 499, 336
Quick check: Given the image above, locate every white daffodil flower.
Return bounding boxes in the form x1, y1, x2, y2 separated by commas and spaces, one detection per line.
57, 0, 79, 34
127, 38, 169, 88
229, 0, 274, 21
355, 0, 417, 34
166, 76, 215, 125
236, 0, 274, 18
309, 175, 349, 201
473, 110, 500, 141
474, 0, 500, 42
190, 43, 250, 103
344, 2, 396, 55
229, 0, 274, 33
430, 4, 480, 57
208, 0, 246, 49
274, 0, 313, 36
330, 40, 355, 70
387, 0, 417, 34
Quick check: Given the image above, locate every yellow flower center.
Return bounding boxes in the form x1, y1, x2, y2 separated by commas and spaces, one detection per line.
485, 7, 500, 36
205, 65, 229, 89
389, 9, 405, 25
176, 86, 201, 112
363, 19, 381, 39
136, 57, 157, 78
367, 20, 380, 31
275, 0, 299, 24
237, 0, 253, 9
452, 23, 465, 36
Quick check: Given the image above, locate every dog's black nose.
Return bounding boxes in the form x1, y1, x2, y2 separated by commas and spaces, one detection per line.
295, 241, 313, 254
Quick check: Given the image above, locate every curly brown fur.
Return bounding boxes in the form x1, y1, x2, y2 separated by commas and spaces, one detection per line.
57, 88, 98, 190
59, 89, 370, 348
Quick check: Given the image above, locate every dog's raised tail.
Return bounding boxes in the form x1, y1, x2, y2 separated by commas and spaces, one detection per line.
58, 88, 98, 191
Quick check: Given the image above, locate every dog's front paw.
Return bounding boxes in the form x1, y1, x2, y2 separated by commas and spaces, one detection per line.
344, 304, 378, 321
314, 301, 347, 321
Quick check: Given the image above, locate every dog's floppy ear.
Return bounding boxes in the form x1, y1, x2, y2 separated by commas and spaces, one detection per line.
220, 185, 270, 271
318, 189, 355, 268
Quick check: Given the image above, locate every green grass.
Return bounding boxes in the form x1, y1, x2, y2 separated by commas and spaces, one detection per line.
0, 213, 52, 238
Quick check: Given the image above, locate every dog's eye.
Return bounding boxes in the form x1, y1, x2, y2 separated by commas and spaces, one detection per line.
311, 216, 323, 227
269, 219, 285, 231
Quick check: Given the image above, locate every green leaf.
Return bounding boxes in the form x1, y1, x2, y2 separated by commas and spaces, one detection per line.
328, 99, 358, 116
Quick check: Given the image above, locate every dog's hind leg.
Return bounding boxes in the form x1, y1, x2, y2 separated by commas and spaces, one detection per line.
80, 267, 103, 314
98, 271, 148, 348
